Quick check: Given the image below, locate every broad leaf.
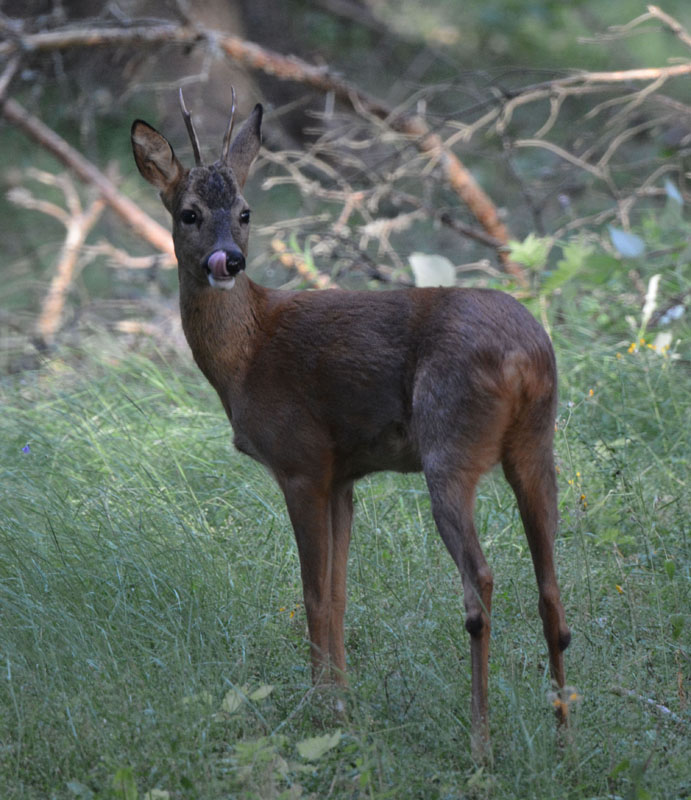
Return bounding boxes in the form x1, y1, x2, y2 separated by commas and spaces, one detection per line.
608, 226, 645, 258
664, 178, 683, 205
248, 684, 274, 702
222, 686, 248, 714
409, 252, 456, 287
296, 730, 342, 761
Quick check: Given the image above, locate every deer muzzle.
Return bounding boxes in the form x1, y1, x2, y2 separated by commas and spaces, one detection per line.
205, 248, 245, 288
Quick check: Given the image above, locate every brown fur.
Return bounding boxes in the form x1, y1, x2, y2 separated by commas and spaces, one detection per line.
132, 104, 570, 760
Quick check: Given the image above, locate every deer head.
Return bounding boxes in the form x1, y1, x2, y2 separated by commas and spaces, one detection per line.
131, 90, 263, 290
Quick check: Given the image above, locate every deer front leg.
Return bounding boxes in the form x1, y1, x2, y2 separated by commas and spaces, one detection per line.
281, 476, 333, 683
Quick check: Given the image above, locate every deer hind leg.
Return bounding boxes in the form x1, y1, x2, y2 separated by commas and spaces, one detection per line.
423, 461, 493, 761
281, 476, 334, 684
328, 482, 354, 685
502, 433, 571, 714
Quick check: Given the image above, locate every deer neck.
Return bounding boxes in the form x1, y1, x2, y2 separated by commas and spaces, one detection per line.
178, 269, 265, 396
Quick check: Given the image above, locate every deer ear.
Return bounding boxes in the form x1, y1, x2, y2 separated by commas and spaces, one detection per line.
226, 104, 263, 187
131, 120, 185, 194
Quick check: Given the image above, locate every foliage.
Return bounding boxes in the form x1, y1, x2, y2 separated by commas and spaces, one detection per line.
0, 2, 689, 797
0, 303, 688, 797
508, 188, 689, 342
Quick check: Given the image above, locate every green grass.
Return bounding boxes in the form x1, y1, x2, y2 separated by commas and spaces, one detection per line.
0, 325, 688, 799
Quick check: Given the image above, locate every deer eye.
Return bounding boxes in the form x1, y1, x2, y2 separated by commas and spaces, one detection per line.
180, 209, 197, 225
239, 209, 251, 224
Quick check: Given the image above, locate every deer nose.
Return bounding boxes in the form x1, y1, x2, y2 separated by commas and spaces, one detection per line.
205, 248, 245, 281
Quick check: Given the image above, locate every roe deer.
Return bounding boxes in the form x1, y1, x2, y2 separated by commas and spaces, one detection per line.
131, 92, 571, 758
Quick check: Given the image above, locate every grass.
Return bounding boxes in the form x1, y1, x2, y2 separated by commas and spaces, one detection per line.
0, 323, 688, 799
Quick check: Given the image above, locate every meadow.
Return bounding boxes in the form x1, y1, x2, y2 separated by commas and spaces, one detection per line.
0, 310, 687, 799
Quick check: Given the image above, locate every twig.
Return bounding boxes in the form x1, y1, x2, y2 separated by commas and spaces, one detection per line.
647, 5, 691, 49
86, 241, 168, 271
270, 239, 337, 289
514, 138, 606, 179
7, 187, 70, 224
37, 193, 106, 346
611, 686, 684, 724
0, 53, 20, 101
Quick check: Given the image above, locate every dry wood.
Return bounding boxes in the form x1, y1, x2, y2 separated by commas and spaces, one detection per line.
37, 195, 106, 346
0, 22, 525, 279
1, 97, 175, 261
2, 15, 689, 286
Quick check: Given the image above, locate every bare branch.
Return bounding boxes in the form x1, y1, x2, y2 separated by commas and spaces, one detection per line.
0, 21, 521, 278
7, 187, 70, 224
270, 239, 337, 289
1, 98, 175, 261
514, 139, 606, 179
37, 195, 106, 346
2, 14, 688, 289
647, 5, 691, 49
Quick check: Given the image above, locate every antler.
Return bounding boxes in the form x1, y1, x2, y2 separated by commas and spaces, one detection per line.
220, 86, 237, 163
178, 88, 203, 167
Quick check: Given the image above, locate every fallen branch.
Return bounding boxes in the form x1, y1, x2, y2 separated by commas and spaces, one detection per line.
0, 20, 523, 280
0, 97, 175, 261
9, 170, 107, 345
610, 686, 684, 724
38, 196, 106, 346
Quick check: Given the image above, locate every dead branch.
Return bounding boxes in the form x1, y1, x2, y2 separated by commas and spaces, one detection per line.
7, 186, 70, 224
16, 170, 108, 346
610, 685, 684, 723
0, 20, 523, 280
270, 238, 337, 289
0, 97, 175, 261
1, 12, 688, 291
647, 6, 691, 50
37, 197, 105, 346
86, 241, 168, 271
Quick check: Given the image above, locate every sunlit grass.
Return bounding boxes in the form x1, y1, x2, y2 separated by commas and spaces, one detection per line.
0, 327, 687, 798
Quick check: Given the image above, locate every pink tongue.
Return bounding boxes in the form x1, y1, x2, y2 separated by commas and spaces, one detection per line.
208, 250, 228, 280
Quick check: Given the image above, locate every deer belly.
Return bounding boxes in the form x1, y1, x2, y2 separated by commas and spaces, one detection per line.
335, 420, 422, 479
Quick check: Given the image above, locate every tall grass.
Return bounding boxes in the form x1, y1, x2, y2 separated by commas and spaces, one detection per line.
0, 326, 688, 799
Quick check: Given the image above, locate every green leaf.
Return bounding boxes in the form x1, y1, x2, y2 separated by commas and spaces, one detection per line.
409, 253, 456, 287
222, 685, 248, 714
582, 252, 621, 284
248, 684, 274, 702
507, 233, 550, 271
112, 767, 138, 800
664, 559, 675, 580
296, 730, 342, 761
541, 239, 591, 294
671, 614, 683, 640
608, 757, 630, 779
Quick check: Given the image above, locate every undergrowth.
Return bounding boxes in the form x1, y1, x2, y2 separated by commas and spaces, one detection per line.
0, 322, 688, 799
